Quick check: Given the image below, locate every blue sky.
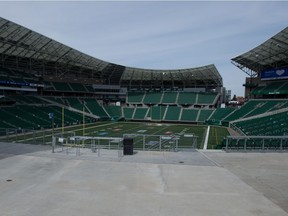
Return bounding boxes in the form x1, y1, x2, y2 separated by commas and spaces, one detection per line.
0, 1, 288, 97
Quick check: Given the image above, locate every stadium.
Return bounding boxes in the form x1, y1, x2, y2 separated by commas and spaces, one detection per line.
0, 16, 288, 216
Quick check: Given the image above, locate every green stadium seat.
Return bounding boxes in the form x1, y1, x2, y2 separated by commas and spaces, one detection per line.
162, 92, 178, 104
127, 92, 144, 103
123, 107, 135, 120
251, 81, 288, 95
208, 108, 235, 121
103, 105, 122, 119
197, 93, 218, 105
180, 109, 199, 121
133, 107, 149, 120
69, 83, 87, 92
164, 106, 181, 121
143, 92, 163, 104
85, 85, 95, 92
198, 109, 214, 122
146, 106, 165, 120
52, 82, 73, 92
233, 111, 288, 136
83, 99, 109, 118
224, 100, 288, 122
177, 92, 197, 105
64, 98, 83, 110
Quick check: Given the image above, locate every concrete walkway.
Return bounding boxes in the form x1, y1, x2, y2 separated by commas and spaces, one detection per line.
0, 142, 287, 216
205, 151, 288, 214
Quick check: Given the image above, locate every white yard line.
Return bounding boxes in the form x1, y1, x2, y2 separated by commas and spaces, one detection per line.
203, 126, 210, 150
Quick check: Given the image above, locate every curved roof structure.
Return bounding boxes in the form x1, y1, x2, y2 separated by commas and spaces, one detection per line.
231, 27, 288, 77
0, 17, 222, 88
121, 64, 221, 89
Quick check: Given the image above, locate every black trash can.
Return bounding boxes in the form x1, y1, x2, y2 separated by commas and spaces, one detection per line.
123, 137, 133, 155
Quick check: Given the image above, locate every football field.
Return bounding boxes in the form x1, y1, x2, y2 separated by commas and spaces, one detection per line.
0, 121, 229, 150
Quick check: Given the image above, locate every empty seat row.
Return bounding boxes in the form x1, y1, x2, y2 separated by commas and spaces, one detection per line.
127, 91, 218, 105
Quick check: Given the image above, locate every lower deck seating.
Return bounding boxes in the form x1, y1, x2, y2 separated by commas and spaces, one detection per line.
224, 100, 288, 122
198, 109, 214, 122
146, 106, 165, 120
0, 105, 95, 129
180, 109, 199, 121
83, 99, 109, 118
233, 111, 288, 136
103, 105, 122, 119
207, 107, 235, 123
1, 92, 287, 140
133, 107, 148, 120
164, 106, 181, 121
64, 98, 83, 110
123, 107, 135, 120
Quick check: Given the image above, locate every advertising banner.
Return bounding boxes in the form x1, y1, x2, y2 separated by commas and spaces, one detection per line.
261, 67, 288, 80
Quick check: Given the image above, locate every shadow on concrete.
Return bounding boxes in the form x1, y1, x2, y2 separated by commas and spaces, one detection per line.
0, 142, 51, 160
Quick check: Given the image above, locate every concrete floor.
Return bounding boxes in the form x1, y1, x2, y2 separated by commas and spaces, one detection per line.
0, 143, 287, 216
205, 151, 288, 214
